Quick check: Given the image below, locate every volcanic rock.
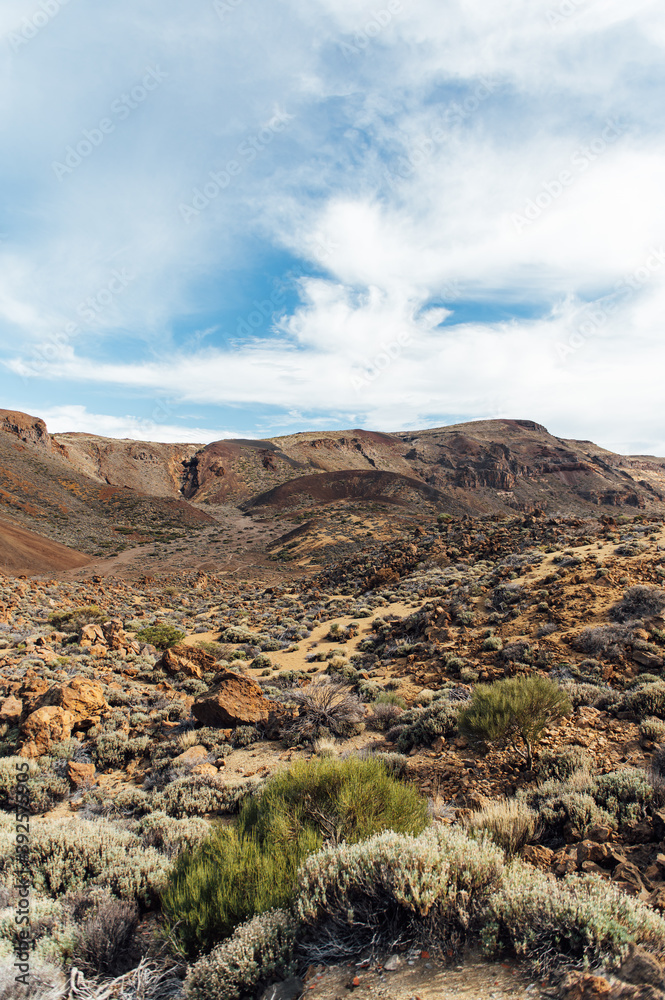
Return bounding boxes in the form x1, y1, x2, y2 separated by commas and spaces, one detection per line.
157, 645, 216, 680
192, 670, 273, 728
20, 706, 75, 757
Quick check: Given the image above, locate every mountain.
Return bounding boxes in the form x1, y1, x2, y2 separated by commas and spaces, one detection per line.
1, 408, 664, 576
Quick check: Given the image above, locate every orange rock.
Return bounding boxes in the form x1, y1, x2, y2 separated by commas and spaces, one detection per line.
192, 670, 274, 728
20, 706, 75, 756
66, 760, 95, 788
0, 695, 22, 725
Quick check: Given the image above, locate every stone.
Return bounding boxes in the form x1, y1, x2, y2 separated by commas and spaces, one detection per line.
632, 650, 664, 669
613, 861, 651, 896
587, 823, 612, 843
157, 645, 216, 680
192, 670, 274, 728
20, 706, 75, 757
521, 845, 555, 870
39, 677, 108, 728
647, 885, 665, 911
66, 761, 95, 788
619, 944, 665, 988
383, 955, 401, 972
260, 977, 304, 1000
0, 695, 22, 725
171, 745, 217, 775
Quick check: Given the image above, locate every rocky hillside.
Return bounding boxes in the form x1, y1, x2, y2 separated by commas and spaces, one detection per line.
2, 409, 665, 575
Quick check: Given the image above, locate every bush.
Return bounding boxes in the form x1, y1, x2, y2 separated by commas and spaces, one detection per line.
282, 678, 364, 745
367, 702, 403, 732
74, 896, 138, 975
573, 625, 632, 660
185, 909, 297, 1000
135, 623, 186, 650
0, 758, 68, 815
535, 748, 592, 782
640, 717, 665, 742
610, 586, 665, 623
522, 774, 614, 841
0, 817, 169, 907
153, 775, 260, 819
47, 605, 104, 633
483, 864, 665, 974
296, 826, 504, 962
466, 799, 540, 856
482, 636, 503, 652
164, 756, 428, 955
136, 811, 211, 858
393, 700, 460, 752
622, 681, 665, 720
459, 676, 571, 769
591, 768, 653, 826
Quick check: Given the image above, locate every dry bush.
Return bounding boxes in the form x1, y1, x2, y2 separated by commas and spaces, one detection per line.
466, 798, 540, 856
282, 677, 364, 744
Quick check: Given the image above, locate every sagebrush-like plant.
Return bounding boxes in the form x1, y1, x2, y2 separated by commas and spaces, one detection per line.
466, 798, 540, 856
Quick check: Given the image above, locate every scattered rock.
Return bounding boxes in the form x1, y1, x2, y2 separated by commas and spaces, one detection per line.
20, 706, 75, 757
192, 670, 274, 728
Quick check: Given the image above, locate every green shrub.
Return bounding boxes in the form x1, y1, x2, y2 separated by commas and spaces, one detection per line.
185, 909, 297, 1000
483, 864, 665, 974
164, 756, 428, 955
466, 799, 540, 856
136, 811, 211, 858
136, 623, 186, 649
459, 676, 571, 768
523, 773, 614, 841
622, 682, 665, 720
482, 636, 503, 652
296, 826, 504, 961
0, 757, 69, 815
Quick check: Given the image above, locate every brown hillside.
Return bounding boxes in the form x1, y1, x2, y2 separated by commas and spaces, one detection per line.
0, 518, 90, 573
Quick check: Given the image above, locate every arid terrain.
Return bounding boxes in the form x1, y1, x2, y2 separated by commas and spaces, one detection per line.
4, 412, 665, 999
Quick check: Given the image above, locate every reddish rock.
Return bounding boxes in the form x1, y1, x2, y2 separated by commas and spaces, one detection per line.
39, 677, 108, 727
66, 760, 95, 788
20, 706, 75, 757
0, 696, 22, 725
192, 670, 273, 728
521, 844, 555, 870
561, 973, 611, 1000
157, 645, 216, 680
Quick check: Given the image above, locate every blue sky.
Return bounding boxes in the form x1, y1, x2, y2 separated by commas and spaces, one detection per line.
2, 0, 665, 453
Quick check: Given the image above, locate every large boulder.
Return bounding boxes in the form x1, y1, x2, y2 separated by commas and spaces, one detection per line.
0, 696, 22, 726
38, 677, 108, 728
192, 670, 273, 728
157, 645, 216, 680
20, 706, 75, 757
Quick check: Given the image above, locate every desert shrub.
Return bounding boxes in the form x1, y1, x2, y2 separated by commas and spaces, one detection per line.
483, 864, 665, 974
136, 811, 211, 858
153, 775, 260, 818
296, 826, 504, 962
185, 909, 297, 1000
48, 605, 104, 633
250, 654, 272, 670
74, 896, 138, 975
611, 586, 665, 623
0, 757, 68, 815
0, 818, 169, 907
522, 774, 614, 841
561, 681, 608, 709
459, 676, 571, 769
231, 726, 260, 749
573, 625, 632, 660
82, 786, 151, 819
165, 756, 427, 955
238, 756, 428, 851
640, 717, 665, 742
367, 701, 403, 732
535, 748, 592, 782
622, 682, 665, 720
482, 636, 503, 652
282, 678, 364, 745
393, 700, 460, 752
373, 690, 406, 707
591, 768, 653, 826
466, 799, 540, 856
135, 624, 185, 649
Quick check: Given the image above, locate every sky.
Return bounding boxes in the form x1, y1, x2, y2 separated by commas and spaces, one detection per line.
1, 0, 665, 454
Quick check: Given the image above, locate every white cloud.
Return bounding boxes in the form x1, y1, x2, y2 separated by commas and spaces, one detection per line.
31, 405, 232, 444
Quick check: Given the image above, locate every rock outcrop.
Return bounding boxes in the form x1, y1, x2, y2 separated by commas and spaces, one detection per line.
192, 670, 273, 728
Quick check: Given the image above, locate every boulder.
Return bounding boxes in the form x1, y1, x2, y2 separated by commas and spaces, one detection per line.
0, 696, 22, 725
20, 706, 75, 757
39, 677, 108, 728
157, 645, 216, 680
561, 973, 612, 1000
619, 944, 665, 989
171, 745, 218, 775
192, 670, 273, 728
66, 760, 96, 788
521, 844, 555, 870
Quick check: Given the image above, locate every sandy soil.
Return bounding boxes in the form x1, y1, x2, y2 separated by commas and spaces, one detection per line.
0, 518, 90, 574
